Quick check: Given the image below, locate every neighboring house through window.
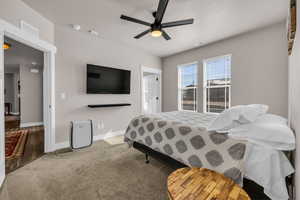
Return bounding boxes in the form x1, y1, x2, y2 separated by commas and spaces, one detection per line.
203, 55, 231, 113
178, 63, 198, 111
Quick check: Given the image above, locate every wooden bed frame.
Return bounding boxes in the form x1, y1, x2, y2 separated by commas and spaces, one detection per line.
132, 141, 272, 199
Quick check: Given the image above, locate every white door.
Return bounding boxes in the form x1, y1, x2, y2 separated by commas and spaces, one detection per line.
143, 74, 160, 114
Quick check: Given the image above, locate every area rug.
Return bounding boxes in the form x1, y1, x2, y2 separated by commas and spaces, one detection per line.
5, 130, 28, 160
7, 125, 44, 133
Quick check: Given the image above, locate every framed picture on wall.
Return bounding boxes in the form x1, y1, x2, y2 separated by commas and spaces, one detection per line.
288, 0, 297, 55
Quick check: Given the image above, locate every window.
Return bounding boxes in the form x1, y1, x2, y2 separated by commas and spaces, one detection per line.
203, 55, 231, 113
178, 63, 198, 111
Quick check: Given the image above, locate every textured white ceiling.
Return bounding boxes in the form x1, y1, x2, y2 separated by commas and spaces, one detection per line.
22, 0, 288, 57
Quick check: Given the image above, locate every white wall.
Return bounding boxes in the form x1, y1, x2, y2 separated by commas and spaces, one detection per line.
0, 0, 162, 150
289, 1, 300, 199
55, 25, 161, 143
0, 0, 54, 44
162, 22, 288, 117
4, 64, 43, 124
19, 65, 43, 124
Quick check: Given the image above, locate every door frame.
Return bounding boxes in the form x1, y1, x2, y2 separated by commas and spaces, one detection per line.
140, 66, 162, 114
0, 19, 56, 186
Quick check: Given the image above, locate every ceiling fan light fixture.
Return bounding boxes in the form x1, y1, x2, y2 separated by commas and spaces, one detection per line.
3, 42, 11, 50
151, 30, 162, 37
120, 0, 194, 40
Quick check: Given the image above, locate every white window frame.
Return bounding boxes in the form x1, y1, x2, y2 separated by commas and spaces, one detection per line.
177, 62, 198, 112
203, 54, 232, 113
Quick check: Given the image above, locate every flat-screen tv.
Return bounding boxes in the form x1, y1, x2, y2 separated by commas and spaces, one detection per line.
87, 64, 131, 94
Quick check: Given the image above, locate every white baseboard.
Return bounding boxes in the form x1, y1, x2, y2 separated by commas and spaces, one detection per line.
0, 174, 4, 188
54, 141, 70, 150
54, 130, 125, 151
20, 122, 44, 128
93, 130, 125, 141
10, 112, 20, 115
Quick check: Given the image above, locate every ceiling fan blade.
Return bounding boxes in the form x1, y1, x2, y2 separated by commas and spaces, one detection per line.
134, 29, 151, 39
161, 19, 194, 28
155, 0, 169, 24
120, 15, 151, 26
162, 30, 171, 40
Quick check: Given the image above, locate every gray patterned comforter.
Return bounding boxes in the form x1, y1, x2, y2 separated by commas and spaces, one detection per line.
124, 111, 247, 184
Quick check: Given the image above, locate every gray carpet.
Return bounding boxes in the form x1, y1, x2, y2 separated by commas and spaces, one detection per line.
0, 137, 173, 200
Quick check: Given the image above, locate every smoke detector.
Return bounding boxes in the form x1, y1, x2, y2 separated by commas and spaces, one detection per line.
72, 24, 81, 31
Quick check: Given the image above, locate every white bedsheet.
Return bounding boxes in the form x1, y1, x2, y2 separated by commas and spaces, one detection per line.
244, 143, 294, 200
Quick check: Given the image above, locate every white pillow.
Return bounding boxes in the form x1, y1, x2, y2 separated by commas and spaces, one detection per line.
228, 114, 295, 150
207, 104, 269, 132
254, 113, 287, 124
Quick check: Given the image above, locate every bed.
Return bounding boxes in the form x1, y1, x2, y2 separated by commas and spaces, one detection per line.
124, 110, 295, 200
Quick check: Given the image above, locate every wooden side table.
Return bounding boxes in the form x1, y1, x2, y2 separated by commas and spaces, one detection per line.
167, 168, 251, 200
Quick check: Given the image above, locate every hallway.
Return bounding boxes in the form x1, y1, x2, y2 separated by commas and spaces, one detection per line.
5, 126, 44, 173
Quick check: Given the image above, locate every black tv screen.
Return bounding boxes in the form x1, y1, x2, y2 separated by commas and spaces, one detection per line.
87, 64, 131, 94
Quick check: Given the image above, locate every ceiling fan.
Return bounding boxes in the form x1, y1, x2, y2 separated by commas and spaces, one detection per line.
120, 0, 194, 40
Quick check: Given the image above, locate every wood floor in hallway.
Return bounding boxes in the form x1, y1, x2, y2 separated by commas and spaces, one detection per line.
5, 126, 44, 173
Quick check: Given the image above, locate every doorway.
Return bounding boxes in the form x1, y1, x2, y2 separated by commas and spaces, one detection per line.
4, 36, 45, 173
0, 18, 56, 186
141, 67, 162, 114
